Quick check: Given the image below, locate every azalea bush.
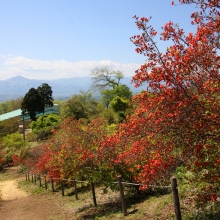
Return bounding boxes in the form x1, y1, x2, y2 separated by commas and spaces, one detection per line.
120, 0, 220, 199
94, 0, 220, 198
34, 117, 115, 183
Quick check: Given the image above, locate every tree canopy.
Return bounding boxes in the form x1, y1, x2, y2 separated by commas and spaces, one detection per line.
21, 83, 53, 121
0, 98, 23, 114
21, 88, 44, 121
60, 91, 99, 120
37, 83, 54, 114
90, 66, 124, 91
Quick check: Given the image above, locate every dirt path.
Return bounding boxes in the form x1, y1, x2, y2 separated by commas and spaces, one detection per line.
0, 179, 28, 200
0, 168, 73, 220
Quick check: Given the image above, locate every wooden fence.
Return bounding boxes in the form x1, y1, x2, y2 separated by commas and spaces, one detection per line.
25, 173, 183, 220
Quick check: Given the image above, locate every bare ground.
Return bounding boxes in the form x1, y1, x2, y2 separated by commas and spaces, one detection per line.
0, 167, 76, 220
0, 179, 28, 200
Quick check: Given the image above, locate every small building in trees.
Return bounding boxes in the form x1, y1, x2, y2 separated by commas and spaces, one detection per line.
0, 104, 59, 133
0, 104, 59, 121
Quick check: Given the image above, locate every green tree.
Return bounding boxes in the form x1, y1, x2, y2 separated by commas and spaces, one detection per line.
113, 84, 132, 99
90, 66, 124, 91
60, 91, 99, 120
0, 98, 23, 114
21, 88, 44, 121
101, 84, 132, 108
110, 96, 129, 113
21, 83, 53, 121
110, 96, 129, 123
37, 83, 54, 114
30, 114, 60, 131
0, 117, 20, 145
29, 114, 60, 140
100, 89, 115, 108
2, 132, 28, 165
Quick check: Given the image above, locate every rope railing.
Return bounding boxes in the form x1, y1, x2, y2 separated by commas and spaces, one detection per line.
112, 181, 171, 188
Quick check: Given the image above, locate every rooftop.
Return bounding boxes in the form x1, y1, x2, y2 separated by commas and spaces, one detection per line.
0, 104, 59, 121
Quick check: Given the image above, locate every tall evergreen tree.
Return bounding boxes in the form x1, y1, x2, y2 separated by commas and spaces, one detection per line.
37, 83, 54, 114
21, 88, 44, 121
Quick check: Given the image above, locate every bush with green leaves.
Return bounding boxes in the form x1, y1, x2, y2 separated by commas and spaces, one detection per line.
2, 132, 28, 165
29, 114, 60, 140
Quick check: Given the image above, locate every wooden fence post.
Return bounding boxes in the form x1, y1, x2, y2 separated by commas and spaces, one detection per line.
60, 180, 64, 196
74, 180, 79, 200
171, 176, 182, 220
34, 174, 37, 185
91, 182, 97, 207
51, 175, 55, 192
39, 175, 42, 187
118, 176, 127, 216
44, 175, 47, 190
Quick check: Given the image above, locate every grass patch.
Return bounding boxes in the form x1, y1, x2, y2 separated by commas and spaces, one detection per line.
17, 179, 51, 195
0, 168, 14, 181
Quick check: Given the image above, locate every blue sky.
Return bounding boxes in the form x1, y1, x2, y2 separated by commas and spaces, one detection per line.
0, 0, 198, 80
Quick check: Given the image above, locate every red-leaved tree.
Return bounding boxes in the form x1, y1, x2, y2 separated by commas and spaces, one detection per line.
35, 117, 111, 183
98, 0, 220, 195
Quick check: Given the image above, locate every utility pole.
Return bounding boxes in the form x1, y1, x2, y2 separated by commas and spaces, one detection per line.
22, 114, 25, 141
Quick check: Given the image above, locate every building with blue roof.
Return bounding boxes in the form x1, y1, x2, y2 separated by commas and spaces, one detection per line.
0, 104, 59, 121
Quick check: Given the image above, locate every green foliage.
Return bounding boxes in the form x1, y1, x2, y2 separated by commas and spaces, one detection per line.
113, 84, 132, 99
90, 66, 132, 111
21, 88, 44, 121
101, 84, 132, 109
100, 108, 118, 124
0, 98, 23, 114
90, 66, 124, 91
106, 124, 117, 135
110, 96, 129, 123
3, 132, 26, 150
60, 91, 99, 120
30, 114, 60, 132
25, 132, 38, 142
2, 132, 28, 165
37, 83, 54, 114
29, 114, 60, 140
0, 117, 20, 142
185, 202, 220, 220
110, 96, 129, 113
100, 89, 115, 108
21, 84, 54, 121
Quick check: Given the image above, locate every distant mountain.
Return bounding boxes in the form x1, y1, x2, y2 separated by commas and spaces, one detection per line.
0, 75, 146, 102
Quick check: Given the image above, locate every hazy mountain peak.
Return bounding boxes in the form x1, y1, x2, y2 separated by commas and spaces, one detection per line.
0, 76, 145, 102
4, 75, 33, 83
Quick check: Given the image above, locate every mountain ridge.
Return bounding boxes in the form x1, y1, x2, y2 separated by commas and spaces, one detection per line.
0, 75, 145, 102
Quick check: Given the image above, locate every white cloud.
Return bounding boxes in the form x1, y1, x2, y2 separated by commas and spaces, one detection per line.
0, 56, 142, 80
